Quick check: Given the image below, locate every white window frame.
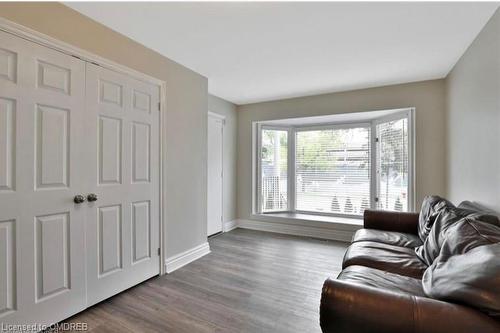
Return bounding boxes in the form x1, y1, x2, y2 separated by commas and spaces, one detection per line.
294, 122, 372, 219
256, 124, 292, 213
253, 108, 416, 218
373, 108, 416, 212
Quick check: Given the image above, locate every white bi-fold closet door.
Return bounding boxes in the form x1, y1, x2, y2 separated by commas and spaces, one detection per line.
85, 63, 160, 306
0, 27, 88, 327
0, 29, 160, 327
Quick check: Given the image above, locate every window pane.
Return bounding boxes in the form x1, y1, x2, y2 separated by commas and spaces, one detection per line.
377, 118, 409, 212
295, 127, 371, 216
261, 129, 288, 212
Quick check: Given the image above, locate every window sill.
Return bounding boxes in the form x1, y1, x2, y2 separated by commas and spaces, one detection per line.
246, 212, 362, 242
252, 212, 363, 227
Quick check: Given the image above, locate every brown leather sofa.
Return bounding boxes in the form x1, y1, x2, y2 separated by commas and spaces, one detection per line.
320, 198, 500, 333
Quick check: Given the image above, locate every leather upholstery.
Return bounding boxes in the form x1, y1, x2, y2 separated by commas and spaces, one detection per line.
338, 265, 425, 296
320, 206, 500, 333
458, 200, 498, 214
342, 241, 427, 279
435, 217, 500, 259
321, 278, 500, 333
352, 228, 422, 248
424, 242, 500, 320
418, 195, 455, 241
415, 207, 499, 265
364, 209, 419, 235
423, 219, 500, 319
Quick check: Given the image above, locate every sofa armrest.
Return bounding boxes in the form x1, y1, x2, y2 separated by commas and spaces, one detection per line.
320, 278, 500, 333
363, 209, 419, 235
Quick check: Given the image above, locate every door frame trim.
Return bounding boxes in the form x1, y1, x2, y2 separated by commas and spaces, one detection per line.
0, 17, 167, 275
208, 111, 226, 123
207, 111, 225, 236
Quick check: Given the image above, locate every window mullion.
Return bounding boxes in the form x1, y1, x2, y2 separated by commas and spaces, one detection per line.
256, 123, 263, 214
288, 127, 296, 212
408, 108, 416, 211
370, 122, 378, 209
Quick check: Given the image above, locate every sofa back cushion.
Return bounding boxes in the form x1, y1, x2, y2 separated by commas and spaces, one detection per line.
415, 207, 499, 266
457, 200, 498, 215
436, 218, 500, 259
418, 196, 454, 241
422, 219, 500, 318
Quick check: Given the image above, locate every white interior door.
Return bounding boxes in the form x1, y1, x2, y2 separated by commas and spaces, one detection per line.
207, 114, 223, 236
0, 30, 87, 325
85, 63, 160, 306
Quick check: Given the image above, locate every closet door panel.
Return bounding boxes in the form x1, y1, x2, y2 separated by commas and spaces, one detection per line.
85, 63, 160, 306
0, 30, 87, 327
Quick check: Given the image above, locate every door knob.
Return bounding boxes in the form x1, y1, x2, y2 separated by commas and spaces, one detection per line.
74, 195, 86, 204
87, 193, 98, 202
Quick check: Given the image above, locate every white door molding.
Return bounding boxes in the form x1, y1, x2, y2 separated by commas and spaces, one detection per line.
208, 111, 226, 123
207, 113, 224, 236
0, 17, 163, 86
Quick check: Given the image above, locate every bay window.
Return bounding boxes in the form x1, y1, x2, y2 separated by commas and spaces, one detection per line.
255, 109, 414, 218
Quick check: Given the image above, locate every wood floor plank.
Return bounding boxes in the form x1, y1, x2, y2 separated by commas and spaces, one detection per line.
64, 229, 348, 333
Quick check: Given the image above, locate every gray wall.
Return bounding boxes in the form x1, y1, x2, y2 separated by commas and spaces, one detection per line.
237, 80, 447, 219
446, 8, 500, 212
0, 3, 209, 258
208, 95, 238, 223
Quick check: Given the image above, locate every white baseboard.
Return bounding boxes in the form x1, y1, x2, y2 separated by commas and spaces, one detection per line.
223, 219, 238, 232
165, 242, 211, 273
236, 219, 354, 242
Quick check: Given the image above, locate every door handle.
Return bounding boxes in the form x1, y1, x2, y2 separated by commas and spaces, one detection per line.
74, 194, 86, 204
87, 193, 98, 202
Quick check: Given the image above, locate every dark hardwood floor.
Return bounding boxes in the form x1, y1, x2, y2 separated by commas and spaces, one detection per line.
66, 229, 348, 333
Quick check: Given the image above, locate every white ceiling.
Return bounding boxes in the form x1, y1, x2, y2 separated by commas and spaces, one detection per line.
66, 2, 498, 105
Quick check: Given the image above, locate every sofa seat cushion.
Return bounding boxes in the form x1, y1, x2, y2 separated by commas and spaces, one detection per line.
343, 241, 427, 279
338, 265, 425, 297
353, 229, 422, 248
